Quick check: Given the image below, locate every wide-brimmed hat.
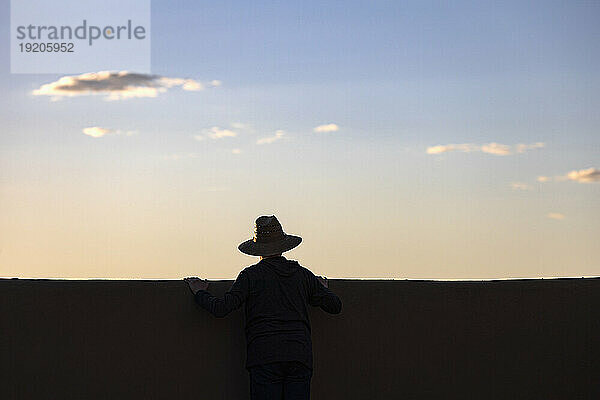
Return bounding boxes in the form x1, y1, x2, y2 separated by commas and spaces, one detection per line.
238, 215, 302, 256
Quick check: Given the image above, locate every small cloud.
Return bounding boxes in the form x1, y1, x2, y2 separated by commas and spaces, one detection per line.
181, 80, 204, 91
426, 144, 478, 154
193, 135, 205, 141
257, 130, 285, 145
516, 142, 545, 153
481, 142, 511, 156
566, 168, 600, 183
83, 126, 112, 138
231, 148, 242, 154
231, 122, 247, 130
547, 213, 565, 220
230, 122, 256, 134
538, 168, 600, 184
426, 142, 544, 156
510, 182, 531, 191
82, 126, 136, 138
33, 71, 220, 100
313, 123, 339, 133
203, 126, 237, 139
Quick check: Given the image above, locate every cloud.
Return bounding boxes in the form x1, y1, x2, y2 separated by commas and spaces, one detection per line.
510, 182, 531, 191
82, 126, 136, 138
257, 130, 285, 144
231, 148, 242, 154
481, 142, 511, 155
203, 126, 237, 139
313, 123, 339, 133
547, 213, 565, 220
229, 122, 256, 134
33, 71, 220, 100
566, 168, 600, 183
82, 127, 112, 138
537, 168, 600, 184
426, 142, 545, 156
426, 144, 478, 154
231, 122, 248, 130
516, 142, 545, 153
194, 125, 244, 141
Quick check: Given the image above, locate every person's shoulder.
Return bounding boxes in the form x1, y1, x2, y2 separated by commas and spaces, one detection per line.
285, 258, 313, 276
242, 262, 261, 273
243, 258, 277, 274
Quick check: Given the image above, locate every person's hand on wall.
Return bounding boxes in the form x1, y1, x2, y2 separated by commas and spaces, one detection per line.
317, 276, 328, 288
184, 277, 209, 294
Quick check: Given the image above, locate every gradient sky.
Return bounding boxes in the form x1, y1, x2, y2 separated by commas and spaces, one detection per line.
1, 0, 598, 279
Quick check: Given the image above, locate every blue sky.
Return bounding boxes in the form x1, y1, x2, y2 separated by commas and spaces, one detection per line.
0, 0, 598, 279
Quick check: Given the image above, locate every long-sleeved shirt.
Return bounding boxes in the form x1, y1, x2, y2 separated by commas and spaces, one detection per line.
194, 256, 342, 370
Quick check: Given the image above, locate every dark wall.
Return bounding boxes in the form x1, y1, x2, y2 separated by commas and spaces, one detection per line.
1, 278, 598, 399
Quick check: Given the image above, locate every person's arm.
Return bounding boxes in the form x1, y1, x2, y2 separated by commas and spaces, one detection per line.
194, 270, 250, 318
308, 272, 342, 314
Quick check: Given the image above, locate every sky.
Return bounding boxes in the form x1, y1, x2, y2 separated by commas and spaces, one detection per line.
0, 0, 598, 280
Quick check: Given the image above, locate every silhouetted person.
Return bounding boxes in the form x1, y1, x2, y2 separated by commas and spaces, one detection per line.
185, 215, 342, 400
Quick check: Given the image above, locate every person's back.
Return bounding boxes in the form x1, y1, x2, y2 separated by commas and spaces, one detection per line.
243, 255, 341, 370
185, 215, 342, 400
